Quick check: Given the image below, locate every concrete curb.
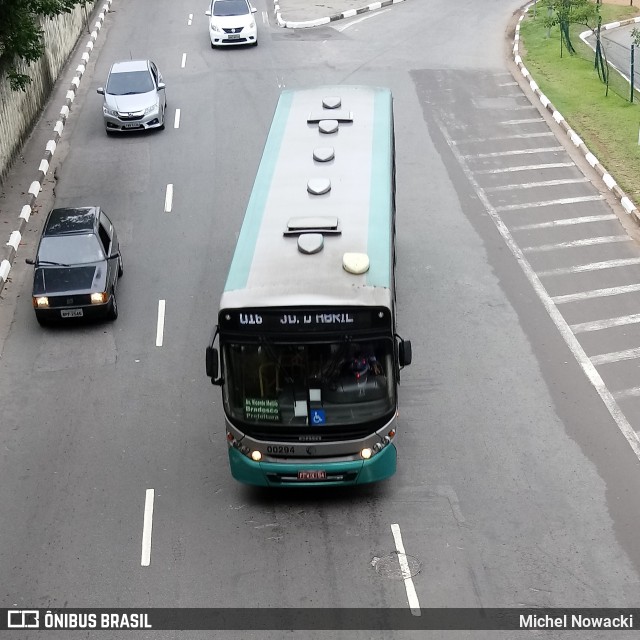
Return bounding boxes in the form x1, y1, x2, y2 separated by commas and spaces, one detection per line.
273, 0, 405, 29
0, 0, 113, 297
513, 2, 640, 225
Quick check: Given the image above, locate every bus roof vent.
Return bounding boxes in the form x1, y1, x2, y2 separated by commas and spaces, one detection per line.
318, 119, 339, 134
307, 178, 331, 195
298, 233, 324, 255
285, 216, 341, 235
308, 111, 352, 123
343, 252, 370, 275
313, 147, 335, 162
322, 96, 341, 109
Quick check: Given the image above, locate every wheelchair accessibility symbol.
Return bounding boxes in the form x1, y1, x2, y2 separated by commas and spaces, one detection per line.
310, 409, 326, 425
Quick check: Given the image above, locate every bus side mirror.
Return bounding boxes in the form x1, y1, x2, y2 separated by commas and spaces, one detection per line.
399, 339, 412, 367
206, 346, 221, 384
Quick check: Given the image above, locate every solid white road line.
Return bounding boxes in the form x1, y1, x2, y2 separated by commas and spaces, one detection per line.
523, 235, 629, 253
453, 132, 554, 145
512, 214, 616, 231
485, 177, 589, 192
141, 489, 155, 567
156, 300, 166, 347
164, 184, 173, 213
614, 387, 640, 400
335, 8, 390, 31
591, 347, 640, 366
552, 283, 640, 304
500, 118, 544, 124
462, 146, 563, 159
436, 114, 640, 460
390, 524, 420, 616
496, 195, 603, 211
174, 108, 181, 129
571, 313, 640, 334
537, 257, 640, 277
475, 162, 574, 174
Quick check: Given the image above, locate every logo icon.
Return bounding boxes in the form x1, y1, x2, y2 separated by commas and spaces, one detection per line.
7, 610, 39, 629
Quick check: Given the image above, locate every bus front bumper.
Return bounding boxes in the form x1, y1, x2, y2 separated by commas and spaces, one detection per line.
228, 443, 397, 487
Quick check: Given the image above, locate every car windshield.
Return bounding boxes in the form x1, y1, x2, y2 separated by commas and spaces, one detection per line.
38, 234, 105, 265
213, 0, 249, 16
106, 70, 154, 95
222, 338, 395, 428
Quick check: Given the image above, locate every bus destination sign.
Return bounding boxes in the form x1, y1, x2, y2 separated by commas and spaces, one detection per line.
220, 308, 389, 333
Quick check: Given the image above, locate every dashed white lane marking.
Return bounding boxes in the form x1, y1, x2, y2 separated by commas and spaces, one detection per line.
181, 53, 187, 68
390, 524, 420, 616
164, 184, 173, 213
538, 257, 640, 277
485, 177, 589, 192
187, 13, 193, 25
476, 162, 574, 174
552, 283, 640, 304
512, 214, 616, 231
571, 313, 640, 334
523, 235, 629, 252
496, 195, 603, 211
174, 108, 181, 129
156, 300, 166, 347
141, 489, 155, 567
592, 347, 640, 366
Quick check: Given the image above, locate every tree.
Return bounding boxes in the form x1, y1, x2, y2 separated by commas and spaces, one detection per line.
0, 0, 88, 91
540, 0, 599, 56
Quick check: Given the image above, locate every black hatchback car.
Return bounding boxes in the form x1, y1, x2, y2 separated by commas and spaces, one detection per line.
26, 207, 123, 324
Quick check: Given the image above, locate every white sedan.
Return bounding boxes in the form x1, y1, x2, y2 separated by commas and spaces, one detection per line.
206, 0, 258, 47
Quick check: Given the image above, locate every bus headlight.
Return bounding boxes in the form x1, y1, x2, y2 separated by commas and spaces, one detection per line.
33, 296, 49, 308
250, 450, 262, 462
360, 447, 373, 460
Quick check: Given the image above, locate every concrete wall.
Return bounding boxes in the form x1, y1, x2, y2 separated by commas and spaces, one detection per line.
0, 2, 97, 184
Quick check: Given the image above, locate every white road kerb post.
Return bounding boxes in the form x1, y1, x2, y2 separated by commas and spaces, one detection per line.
0, 0, 114, 295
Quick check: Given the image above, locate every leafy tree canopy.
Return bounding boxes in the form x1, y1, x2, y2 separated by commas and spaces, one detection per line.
539, 0, 600, 55
0, 0, 87, 91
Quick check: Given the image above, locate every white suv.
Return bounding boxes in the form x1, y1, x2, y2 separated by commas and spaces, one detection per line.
206, 0, 258, 47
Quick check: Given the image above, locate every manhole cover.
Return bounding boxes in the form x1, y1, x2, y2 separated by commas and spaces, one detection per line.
372, 552, 421, 580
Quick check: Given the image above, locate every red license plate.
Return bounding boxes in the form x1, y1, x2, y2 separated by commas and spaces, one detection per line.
298, 470, 327, 481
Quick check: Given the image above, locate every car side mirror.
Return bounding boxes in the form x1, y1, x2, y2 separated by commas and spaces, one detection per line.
97, 87, 104, 95
25, 258, 35, 265
205, 9, 211, 15
251, 6, 257, 12
108, 252, 120, 260
206, 346, 222, 384
399, 339, 412, 368
158, 82, 166, 91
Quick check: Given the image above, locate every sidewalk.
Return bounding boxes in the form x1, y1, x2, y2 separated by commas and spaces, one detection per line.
274, 0, 404, 27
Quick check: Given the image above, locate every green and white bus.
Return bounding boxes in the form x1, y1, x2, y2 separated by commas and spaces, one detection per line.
206, 85, 411, 486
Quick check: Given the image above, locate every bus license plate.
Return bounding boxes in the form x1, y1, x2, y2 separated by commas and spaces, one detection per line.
298, 470, 326, 481
61, 309, 83, 318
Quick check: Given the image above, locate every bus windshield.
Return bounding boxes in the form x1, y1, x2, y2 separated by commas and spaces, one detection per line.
222, 338, 395, 428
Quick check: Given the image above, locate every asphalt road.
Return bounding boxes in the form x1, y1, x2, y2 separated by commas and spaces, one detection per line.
2, 0, 640, 638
